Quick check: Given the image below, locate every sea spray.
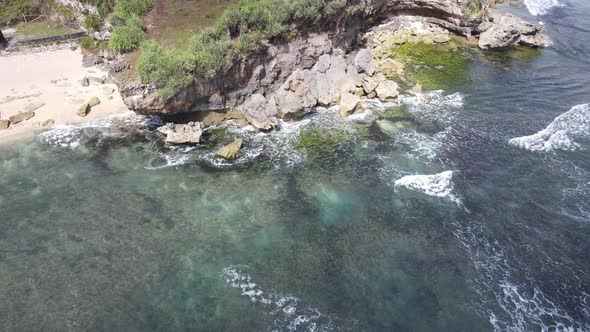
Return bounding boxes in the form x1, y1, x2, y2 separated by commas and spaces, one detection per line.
524, 0, 563, 16
509, 103, 590, 152
394, 170, 461, 204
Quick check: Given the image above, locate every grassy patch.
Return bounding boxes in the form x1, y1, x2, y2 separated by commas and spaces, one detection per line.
9, 21, 79, 39
391, 40, 474, 90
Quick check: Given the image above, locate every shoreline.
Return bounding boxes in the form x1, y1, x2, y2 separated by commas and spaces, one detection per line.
0, 46, 129, 144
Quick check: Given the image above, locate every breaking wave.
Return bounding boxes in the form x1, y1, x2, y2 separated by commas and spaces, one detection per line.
222, 265, 334, 332
524, 0, 563, 16
394, 170, 460, 204
509, 103, 590, 152
38, 112, 162, 149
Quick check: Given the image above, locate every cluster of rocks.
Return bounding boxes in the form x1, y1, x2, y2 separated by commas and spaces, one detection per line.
156, 122, 243, 160
478, 14, 550, 49
240, 47, 400, 130
0, 102, 48, 130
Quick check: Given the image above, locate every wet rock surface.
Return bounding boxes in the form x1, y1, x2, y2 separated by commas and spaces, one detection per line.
158, 122, 203, 145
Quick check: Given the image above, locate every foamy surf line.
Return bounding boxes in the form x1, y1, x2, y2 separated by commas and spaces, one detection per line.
524, 0, 563, 16
222, 265, 334, 331
394, 170, 461, 204
509, 103, 590, 152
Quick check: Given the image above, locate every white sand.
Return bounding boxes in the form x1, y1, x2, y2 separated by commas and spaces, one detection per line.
0, 47, 129, 143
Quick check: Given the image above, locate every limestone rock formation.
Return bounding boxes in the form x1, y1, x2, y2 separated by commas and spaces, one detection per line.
339, 92, 362, 118
478, 14, 549, 50
158, 122, 203, 145
242, 94, 278, 130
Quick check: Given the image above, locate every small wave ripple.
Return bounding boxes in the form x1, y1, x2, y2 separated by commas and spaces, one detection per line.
222, 265, 334, 332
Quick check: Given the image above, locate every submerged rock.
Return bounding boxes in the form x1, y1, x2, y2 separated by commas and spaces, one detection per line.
214, 138, 243, 160
158, 122, 203, 145
9, 111, 35, 124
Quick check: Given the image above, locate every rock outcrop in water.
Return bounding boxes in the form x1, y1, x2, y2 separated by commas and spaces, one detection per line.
117, 0, 548, 129
478, 13, 550, 49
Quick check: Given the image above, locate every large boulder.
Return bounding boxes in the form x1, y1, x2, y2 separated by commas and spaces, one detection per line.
375, 80, 399, 102
158, 122, 203, 145
77, 97, 100, 117
214, 138, 243, 160
243, 93, 278, 130
354, 49, 376, 76
274, 70, 319, 119
339, 92, 362, 118
9, 111, 35, 124
479, 14, 549, 50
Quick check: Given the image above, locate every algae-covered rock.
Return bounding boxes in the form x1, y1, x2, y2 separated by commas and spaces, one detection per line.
77, 97, 101, 117
88, 96, 101, 107
9, 111, 35, 124
42, 119, 55, 127
375, 119, 414, 136
376, 106, 414, 121
0, 119, 10, 130
391, 41, 473, 90
295, 127, 348, 159
214, 138, 243, 160
77, 103, 91, 117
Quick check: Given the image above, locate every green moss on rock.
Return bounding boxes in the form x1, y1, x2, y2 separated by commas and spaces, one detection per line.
391, 41, 474, 90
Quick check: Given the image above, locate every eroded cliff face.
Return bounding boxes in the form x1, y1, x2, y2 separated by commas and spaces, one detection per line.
117, 0, 545, 124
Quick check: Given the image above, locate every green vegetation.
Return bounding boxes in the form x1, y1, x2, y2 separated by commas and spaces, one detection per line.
107, 0, 153, 53
84, 15, 102, 30
137, 0, 363, 98
8, 21, 79, 39
391, 40, 474, 90
109, 21, 145, 53
376, 105, 414, 120
464, 0, 484, 18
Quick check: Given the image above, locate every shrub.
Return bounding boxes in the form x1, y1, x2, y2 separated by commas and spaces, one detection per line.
137, 42, 194, 98
116, 0, 154, 17
109, 24, 145, 53
80, 35, 99, 50
84, 15, 102, 30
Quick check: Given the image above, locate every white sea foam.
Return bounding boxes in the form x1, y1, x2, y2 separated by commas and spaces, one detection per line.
524, 0, 563, 16
394, 170, 460, 204
509, 104, 590, 152
39, 112, 161, 149
222, 266, 334, 332
400, 91, 464, 125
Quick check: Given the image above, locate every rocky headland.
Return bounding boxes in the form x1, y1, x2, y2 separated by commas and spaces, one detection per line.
112, 0, 548, 145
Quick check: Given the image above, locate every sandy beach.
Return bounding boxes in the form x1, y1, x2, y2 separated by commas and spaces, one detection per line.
0, 47, 129, 143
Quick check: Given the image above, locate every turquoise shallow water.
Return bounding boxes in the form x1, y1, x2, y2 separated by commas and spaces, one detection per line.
1, 1, 590, 331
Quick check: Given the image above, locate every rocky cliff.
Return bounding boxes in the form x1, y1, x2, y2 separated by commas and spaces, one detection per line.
117, 0, 547, 129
